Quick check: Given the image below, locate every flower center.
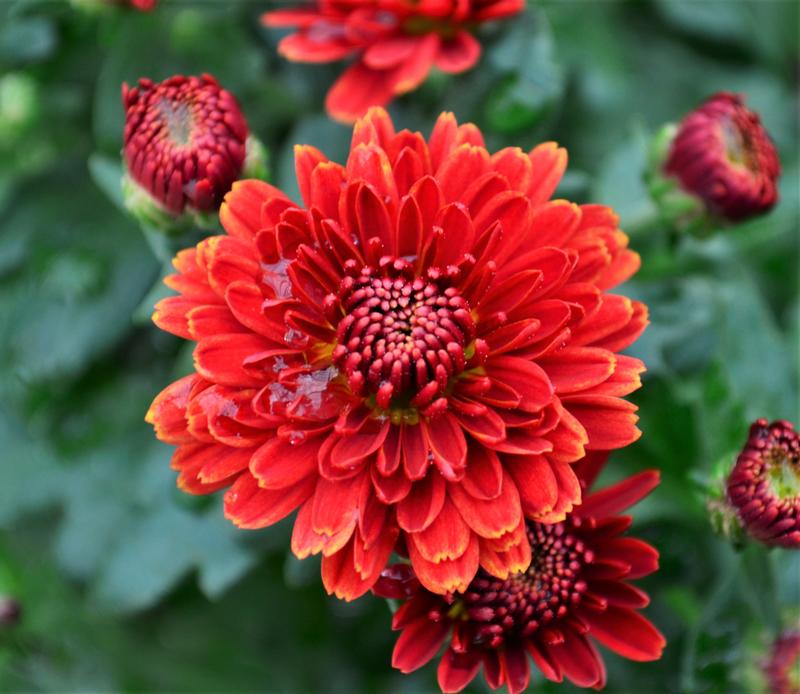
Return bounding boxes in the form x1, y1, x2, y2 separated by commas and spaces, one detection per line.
766, 446, 800, 501
456, 522, 591, 649
332, 259, 475, 412
721, 117, 758, 172
157, 97, 195, 147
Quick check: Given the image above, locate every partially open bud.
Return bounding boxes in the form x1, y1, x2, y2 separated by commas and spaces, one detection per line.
763, 629, 800, 694
725, 419, 800, 549
647, 93, 780, 233
122, 74, 265, 231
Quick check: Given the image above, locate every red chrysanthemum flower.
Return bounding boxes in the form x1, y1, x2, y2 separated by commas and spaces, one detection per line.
146, 108, 648, 601
726, 419, 800, 549
763, 630, 800, 694
122, 74, 249, 215
664, 92, 780, 222
373, 468, 665, 693
262, 0, 523, 123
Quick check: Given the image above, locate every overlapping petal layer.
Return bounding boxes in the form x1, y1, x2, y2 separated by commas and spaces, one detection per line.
374, 469, 665, 693
262, 0, 524, 122
147, 108, 647, 601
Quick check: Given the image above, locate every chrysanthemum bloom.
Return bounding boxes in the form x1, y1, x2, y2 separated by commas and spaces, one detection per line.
373, 469, 664, 692
122, 74, 254, 220
763, 630, 800, 694
663, 92, 780, 223
262, 1, 524, 123
147, 108, 647, 600
726, 419, 800, 549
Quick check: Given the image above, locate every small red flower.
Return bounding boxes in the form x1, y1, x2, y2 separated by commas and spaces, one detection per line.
373, 468, 665, 693
122, 74, 249, 214
262, 0, 524, 123
146, 108, 648, 601
664, 92, 780, 222
763, 629, 800, 694
726, 419, 800, 549
127, 0, 156, 10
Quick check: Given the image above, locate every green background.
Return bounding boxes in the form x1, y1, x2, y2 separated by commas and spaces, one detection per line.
0, 0, 798, 691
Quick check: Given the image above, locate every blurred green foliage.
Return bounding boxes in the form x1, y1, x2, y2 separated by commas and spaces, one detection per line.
0, 0, 798, 692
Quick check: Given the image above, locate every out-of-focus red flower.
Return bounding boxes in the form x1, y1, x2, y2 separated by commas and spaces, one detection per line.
0, 597, 21, 628
664, 92, 780, 222
147, 108, 647, 601
122, 74, 249, 215
373, 469, 665, 693
128, 0, 156, 10
727, 419, 800, 549
763, 629, 800, 694
262, 0, 524, 122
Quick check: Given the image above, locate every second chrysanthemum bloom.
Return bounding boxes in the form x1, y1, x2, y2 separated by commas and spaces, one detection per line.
147, 108, 648, 601
262, 0, 524, 122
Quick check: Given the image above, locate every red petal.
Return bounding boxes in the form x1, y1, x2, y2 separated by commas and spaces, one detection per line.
407, 531, 479, 594
577, 470, 660, 518
525, 640, 562, 683
434, 30, 481, 73
408, 496, 470, 562
250, 436, 319, 489
448, 470, 522, 539
545, 629, 603, 688
371, 463, 412, 504
397, 471, 446, 532
402, 422, 431, 480
277, 32, 357, 63
328, 419, 390, 472
223, 472, 313, 529
486, 356, 554, 413
479, 523, 531, 579
527, 142, 567, 205
392, 617, 451, 674
595, 537, 659, 579
219, 180, 282, 240
505, 454, 558, 518
152, 296, 194, 339
194, 333, 275, 387
326, 60, 398, 124
320, 537, 376, 601
500, 646, 530, 694
437, 144, 490, 203
422, 413, 467, 481
311, 472, 364, 537
146, 374, 199, 444
539, 347, 616, 394
563, 395, 640, 450
583, 606, 665, 661
461, 446, 503, 500
437, 649, 481, 694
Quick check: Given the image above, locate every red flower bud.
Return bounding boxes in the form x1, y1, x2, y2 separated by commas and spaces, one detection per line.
763, 629, 800, 694
727, 419, 800, 548
122, 74, 248, 215
664, 92, 780, 222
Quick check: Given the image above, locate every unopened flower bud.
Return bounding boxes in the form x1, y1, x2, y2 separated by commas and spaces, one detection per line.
122, 74, 265, 232
648, 93, 780, 234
